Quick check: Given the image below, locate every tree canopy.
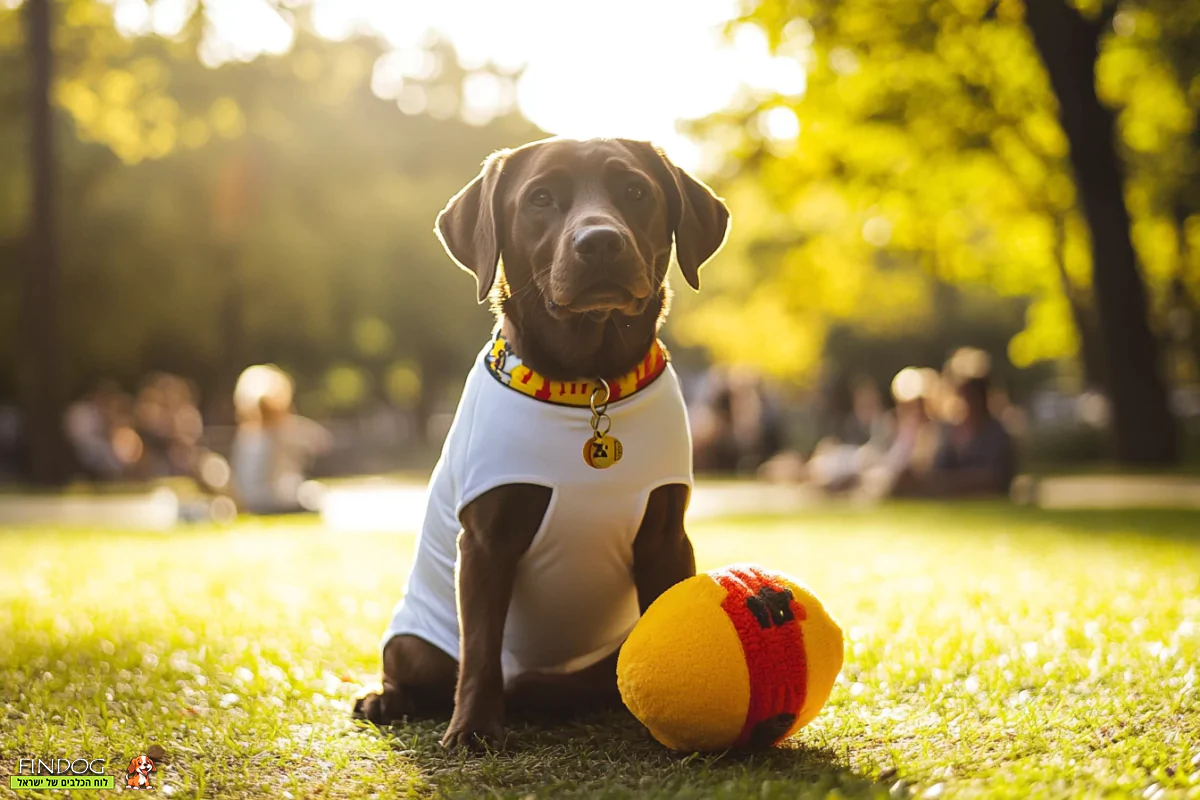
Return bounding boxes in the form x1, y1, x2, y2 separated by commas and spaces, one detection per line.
681, 0, 1198, 389
1, 0, 543, 423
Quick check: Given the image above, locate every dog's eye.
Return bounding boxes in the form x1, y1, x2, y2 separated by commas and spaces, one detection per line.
625, 183, 647, 202
528, 188, 554, 208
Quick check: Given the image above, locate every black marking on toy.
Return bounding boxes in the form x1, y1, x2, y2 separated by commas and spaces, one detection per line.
745, 586, 795, 629
747, 712, 797, 747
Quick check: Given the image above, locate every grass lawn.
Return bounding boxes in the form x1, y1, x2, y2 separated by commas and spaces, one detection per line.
1, 503, 1198, 799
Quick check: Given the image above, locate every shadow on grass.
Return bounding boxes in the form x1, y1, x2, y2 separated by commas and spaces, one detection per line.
369, 710, 885, 799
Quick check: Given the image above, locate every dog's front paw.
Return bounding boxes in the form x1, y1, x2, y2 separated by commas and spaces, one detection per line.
353, 685, 413, 726
440, 713, 504, 750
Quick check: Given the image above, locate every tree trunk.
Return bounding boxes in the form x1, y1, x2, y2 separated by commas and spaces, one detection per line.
21, 0, 69, 484
1024, 0, 1178, 464
1051, 213, 1104, 389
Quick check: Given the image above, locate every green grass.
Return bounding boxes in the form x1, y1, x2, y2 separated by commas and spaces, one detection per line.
1, 504, 1198, 799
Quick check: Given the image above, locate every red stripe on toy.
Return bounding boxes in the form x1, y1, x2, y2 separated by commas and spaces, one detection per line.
715, 566, 808, 747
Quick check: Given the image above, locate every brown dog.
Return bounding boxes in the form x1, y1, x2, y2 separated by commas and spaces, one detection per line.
124, 755, 155, 790
354, 137, 729, 749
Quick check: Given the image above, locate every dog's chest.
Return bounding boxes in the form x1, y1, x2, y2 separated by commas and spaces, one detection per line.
449, 355, 693, 513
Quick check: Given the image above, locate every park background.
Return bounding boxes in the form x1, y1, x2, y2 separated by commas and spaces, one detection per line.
1, 1, 1200, 799
1, 0, 1199, 489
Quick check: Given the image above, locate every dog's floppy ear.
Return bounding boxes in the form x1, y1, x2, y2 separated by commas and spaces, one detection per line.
632, 142, 730, 290
127, 758, 140, 773
435, 150, 509, 304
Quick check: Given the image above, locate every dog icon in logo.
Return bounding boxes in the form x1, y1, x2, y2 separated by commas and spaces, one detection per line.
125, 755, 155, 790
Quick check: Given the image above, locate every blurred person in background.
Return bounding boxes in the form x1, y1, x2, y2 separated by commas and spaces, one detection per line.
859, 368, 941, 498
891, 349, 1016, 498
886, 370, 941, 478
814, 370, 858, 445
728, 366, 785, 473
230, 365, 332, 514
804, 375, 893, 492
63, 380, 136, 480
133, 374, 206, 479
851, 376, 893, 450
691, 365, 784, 474
691, 367, 738, 472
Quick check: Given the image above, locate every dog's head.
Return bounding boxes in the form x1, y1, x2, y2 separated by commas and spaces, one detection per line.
435, 137, 729, 376
127, 755, 155, 776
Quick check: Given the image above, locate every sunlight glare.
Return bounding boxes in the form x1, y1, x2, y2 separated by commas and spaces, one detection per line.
758, 106, 800, 142
152, 0, 195, 38
158, 0, 812, 172
112, 0, 151, 36
199, 0, 294, 68
461, 71, 518, 126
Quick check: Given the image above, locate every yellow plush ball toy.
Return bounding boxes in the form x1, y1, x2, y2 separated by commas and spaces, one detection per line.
617, 564, 844, 752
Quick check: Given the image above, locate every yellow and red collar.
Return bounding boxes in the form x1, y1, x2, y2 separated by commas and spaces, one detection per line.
485, 334, 668, 407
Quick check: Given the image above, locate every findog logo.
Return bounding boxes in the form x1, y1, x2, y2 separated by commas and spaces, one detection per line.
124, 755, 156, 791
10, 758, 114, 792
14, 758, 108, 776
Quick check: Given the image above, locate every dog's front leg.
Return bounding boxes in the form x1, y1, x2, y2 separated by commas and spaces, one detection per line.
632, 483, 696, 612
441, 483, 550, 750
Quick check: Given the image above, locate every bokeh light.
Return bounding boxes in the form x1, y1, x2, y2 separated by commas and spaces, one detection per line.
109, 0, 818, 170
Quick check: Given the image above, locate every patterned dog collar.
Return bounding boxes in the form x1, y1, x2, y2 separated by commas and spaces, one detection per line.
484, 334, 668, 407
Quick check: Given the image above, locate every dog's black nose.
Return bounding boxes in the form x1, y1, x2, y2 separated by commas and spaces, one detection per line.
573, 226, 625, 264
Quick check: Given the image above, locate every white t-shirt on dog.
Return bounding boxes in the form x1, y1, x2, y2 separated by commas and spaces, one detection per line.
384, 332, 693, 681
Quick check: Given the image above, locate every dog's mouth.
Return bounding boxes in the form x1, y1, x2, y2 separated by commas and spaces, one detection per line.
548, 281, 650, 319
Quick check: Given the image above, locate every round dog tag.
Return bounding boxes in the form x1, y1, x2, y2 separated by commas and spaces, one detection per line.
583, 434, 623, 469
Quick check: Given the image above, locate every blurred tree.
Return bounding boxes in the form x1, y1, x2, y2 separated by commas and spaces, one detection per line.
1024, 0, 1175, 464
21, 0, 69, 484
690, 0, 1196, 464
0, 0, 542, 473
